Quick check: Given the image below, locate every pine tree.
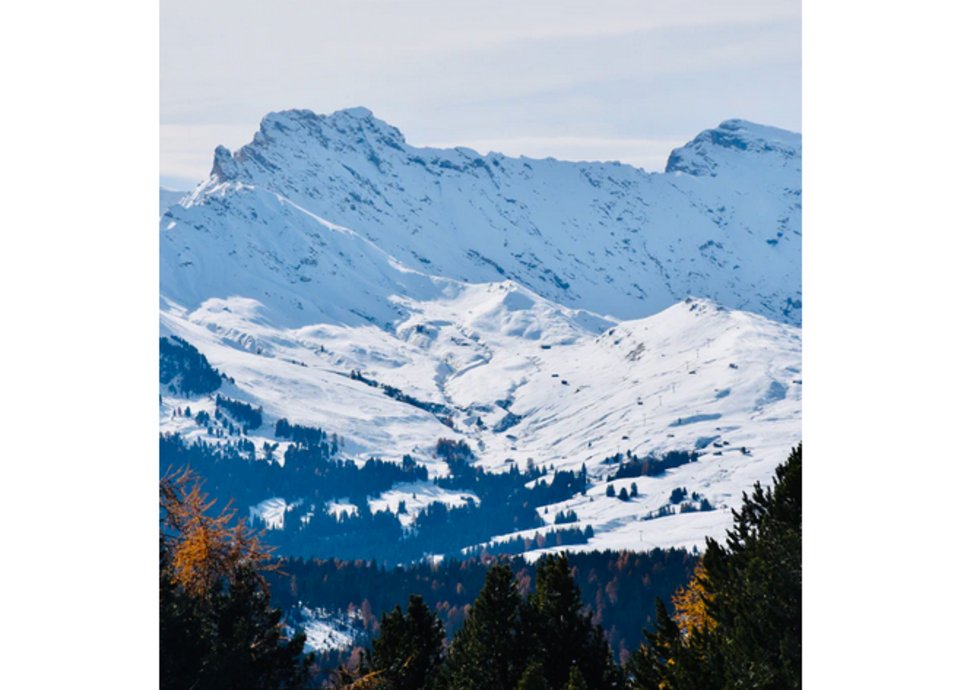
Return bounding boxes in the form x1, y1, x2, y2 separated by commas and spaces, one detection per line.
628, 444, 802, 690
160, 537, 209, 689
516, 662, 550, 690
702, 443, 801, 688
367, 605, 406, 686
205, 564, 312, 690
401, 595, 445, 688
627, 600, 689, 690
441, 563, 529, 690
565, 665, 588, 690
365, 594, 443, 690
529, 554, 623, 690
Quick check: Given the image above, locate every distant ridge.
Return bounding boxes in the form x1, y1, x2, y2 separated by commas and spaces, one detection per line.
164, 108, 801, 327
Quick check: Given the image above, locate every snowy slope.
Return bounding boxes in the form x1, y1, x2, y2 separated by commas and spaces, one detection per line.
288, 606, 365, 654
160, 293, 800, 555
159, 108, 801, 558
162, 108, 800, 327
159, 186, 186, 216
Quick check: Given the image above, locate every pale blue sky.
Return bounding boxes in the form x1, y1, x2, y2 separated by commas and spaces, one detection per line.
161, 0, 800, 189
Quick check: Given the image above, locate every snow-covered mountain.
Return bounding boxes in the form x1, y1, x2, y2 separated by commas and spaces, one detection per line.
159, 108, 801, 558
163, 108, 800, 328
159, 186, 186, 216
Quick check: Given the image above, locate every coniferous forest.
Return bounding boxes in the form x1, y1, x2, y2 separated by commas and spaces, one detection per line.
160, 445, 801, 689
160, 432, 595, 562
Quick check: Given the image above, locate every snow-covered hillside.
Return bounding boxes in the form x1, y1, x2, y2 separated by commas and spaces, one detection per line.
159, 186, 185, 216
162, 108, 800, 327
159, 108, 801, 559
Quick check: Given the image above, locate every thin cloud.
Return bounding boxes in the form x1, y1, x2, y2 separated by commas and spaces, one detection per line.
160, 1, 800, 184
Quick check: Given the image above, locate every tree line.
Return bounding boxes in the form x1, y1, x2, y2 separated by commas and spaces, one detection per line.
160, 335, 227, 396
268, 547, 694, 668
161, 445, 800, 688
336, 555, 624, 689
160, 430, 592, 563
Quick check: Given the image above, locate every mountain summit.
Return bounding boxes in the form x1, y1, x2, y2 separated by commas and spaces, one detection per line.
665, 119, 801, 177
164, 108, 801, 328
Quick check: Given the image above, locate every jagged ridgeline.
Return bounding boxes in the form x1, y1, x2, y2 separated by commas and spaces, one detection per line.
162, 109, 801, 327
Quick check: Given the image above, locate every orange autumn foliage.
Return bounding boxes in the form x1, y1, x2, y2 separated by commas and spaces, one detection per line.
671, 560, 716, 639
160, 468, 275, 599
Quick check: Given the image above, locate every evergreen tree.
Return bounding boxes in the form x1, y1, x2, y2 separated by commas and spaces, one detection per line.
629, 444, 802, 690
627, 600, 693, 690
401, 596, 446, 688
205, 564, 312, 690
366, 595, 445, 690
702, 443, 801, 688
565, 665, 588, 690
367, 605, 406, 685
441, 563, 529, 690
160, 537, 209, 689
529, 554, 623, 690
516, 661, 550, 690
